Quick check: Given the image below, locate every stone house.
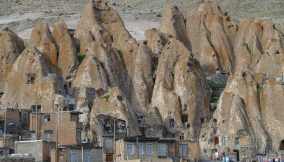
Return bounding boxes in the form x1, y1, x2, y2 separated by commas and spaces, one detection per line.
115, 137, 189, 162
50, 145, 103, 162
29, 111, 82, 146
15, 140, 54, 162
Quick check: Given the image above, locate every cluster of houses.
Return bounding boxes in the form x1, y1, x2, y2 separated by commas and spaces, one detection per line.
0, 97, 191, 162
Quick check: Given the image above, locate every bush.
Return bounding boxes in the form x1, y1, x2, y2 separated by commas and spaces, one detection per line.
78, 53, 86, 63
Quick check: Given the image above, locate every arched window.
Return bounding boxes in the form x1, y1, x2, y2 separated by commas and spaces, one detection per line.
279, 140, 284, 150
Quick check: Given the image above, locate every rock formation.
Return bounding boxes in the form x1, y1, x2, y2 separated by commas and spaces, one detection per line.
1, 0, 284, 161
90, 87, 141, 140
234, 20, 284, 77
160, 3, 191, 49
145, 28, 168, 56
132, 42, 154, 113
200, 17, 284, 160
186, 1, 237, 75
75, 0, 138, 75
151, 38, 210, 142
1, 47, 62, 112
0, 28, 25, 92
31, 21, 58, 66
52, 20, 78, 79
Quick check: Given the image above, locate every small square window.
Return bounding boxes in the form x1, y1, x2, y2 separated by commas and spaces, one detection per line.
43, 115, 50, 123
169, 119, 175, 128
69, 104, 75, 111
31, 105, 41, 113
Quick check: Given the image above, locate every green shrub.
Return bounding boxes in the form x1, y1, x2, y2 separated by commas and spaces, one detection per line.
78, 53, 86, 63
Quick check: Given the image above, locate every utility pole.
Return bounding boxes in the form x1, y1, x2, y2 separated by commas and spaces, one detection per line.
81, 144, 84, 162
3, 108, 7, 148
56, 104, 59, 162
113, 118, 116, 162
35, 106, 38, 140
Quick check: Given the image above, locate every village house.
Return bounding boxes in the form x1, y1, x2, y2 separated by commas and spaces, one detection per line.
15, 140, 54, 162
29, 111, 82, 146
50, 145, 103, 162
0, 108, 31, 154
115, 137, 189, 162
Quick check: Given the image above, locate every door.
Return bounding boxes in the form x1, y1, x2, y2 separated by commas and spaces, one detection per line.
105, 153, 113, 162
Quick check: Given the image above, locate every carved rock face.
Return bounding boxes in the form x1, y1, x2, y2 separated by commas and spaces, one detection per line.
0, 28, 25, 91
90, 87, 141, 140
1, 47, 62, 112
151, 38, 210, 140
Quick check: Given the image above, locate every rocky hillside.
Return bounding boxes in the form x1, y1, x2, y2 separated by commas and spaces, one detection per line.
1, 0, 284, 22
0, 0, 284, 161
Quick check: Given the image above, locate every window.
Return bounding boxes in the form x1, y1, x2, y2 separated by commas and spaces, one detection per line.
137, 114, 144, 125
69, 104, 75, 111
145, 144, 153, 157
221, 136, 228, 146
64, 84, 68, 94
181, 115, 189, 128
31, 105, 41, 113
0, 92, 4, 98
179, 144, 188, 158
180, 133, 185, 140
214, 136, 219, 145
117, 95, 123, 101
26, 73, 36, 84
43, 130, 53, 141
235, 137, 240, 146
158, 144, 168, 157
200, 118, 205, 124
43, 115, 50, 123
126, 143, 135, 156
139, 143, 144, 157
279, 140, 284, 150
169, 119, 175, 128
71, 114, 78, 122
